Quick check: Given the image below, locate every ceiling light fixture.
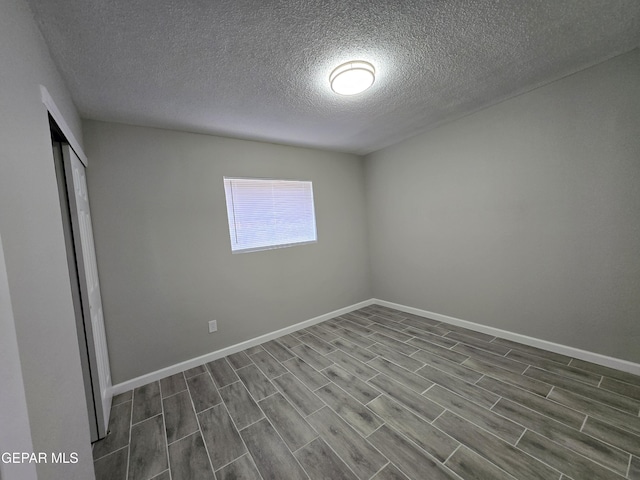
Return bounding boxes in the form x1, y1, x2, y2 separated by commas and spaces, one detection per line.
329, 60, 375, 96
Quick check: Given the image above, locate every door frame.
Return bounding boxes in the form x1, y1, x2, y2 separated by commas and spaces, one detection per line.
51, 136, 101, 441
41, 85, 88, 166
42, 85, 112, 440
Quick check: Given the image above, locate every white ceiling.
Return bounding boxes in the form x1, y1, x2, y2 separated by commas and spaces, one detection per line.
27, 0, 640, 155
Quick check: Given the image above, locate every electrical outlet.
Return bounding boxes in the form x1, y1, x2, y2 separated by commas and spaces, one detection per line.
208, 320, 217, 333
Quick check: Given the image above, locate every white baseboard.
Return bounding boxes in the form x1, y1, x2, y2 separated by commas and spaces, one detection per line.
110, 299, 375, 395
111, 296, 640, 395
373, 298, 640, 376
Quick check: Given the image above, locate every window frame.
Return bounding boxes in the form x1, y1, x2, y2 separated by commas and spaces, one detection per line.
223, 176, 318, 254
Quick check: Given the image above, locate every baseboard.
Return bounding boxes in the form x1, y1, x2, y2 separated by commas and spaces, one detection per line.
110, 298, 375, 395
111, 296, 639, 395
373, 298, 640, 376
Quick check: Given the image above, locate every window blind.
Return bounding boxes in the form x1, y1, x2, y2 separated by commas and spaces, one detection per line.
223, 177, 317, 253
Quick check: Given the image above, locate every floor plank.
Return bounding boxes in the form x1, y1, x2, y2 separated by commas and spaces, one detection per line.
294, 438, 358, 480
128, 415, 168, 480
400, 318, 450, 337
284, 357, 330, 390
444, 445, 517, 480
548, 387, 640, 436
568, 359, 640, 387
94, 447, 128, 480
462, 357, 552, 397
226, 351, 253, 370
477, 376, 586, 429
262, 339, 296, 362
367, 323, 414, 342
600, 376, 640, 401
207, 358, 240, 388
445, 331, 511, 356
453, 344, 527, 374
168, 432, 214, 480
368, 374, 444, 421
250, 349, 288, 379
160, 373, 187, 397
111, 390, 133, 406
240, 419, 309, 480
368, 424, 459, 480
629, 456, 640, 479
424, 385, 524, 444
291, 343, 334, 370
367, 357, 433, 393
409, 338, 469, 363
198, 403, 246, 470
132, 381, 162, 424
299, 333, 336, 355
416, 363, 498, 408
186, 372, 222, 413
367, 395, 458, 462
328, 349, 379, 381
333, 337, 379, 362
258, 392, 317, 451
93, 401, 132, 460
370, 463, 410, 480
525, 367, 640, 414
272, 372, 324, 416
413, 350, 484, 383
277, 334, 302, 350
403, 326, 457, 347
506, 350, 602, 385
493, 398, 629, 474
337, 325, 378, 347
307, 324, 340, 343
322, 364, 382, 404
163, 390, 198, 444
367, 343, 423, 371
235, 364, 277, 401
307, 407, 387, 479
582, 416, 640, 457
369, 333, 418, 356
183, 365, 207, 378
434, 411, 560, 480
215, 454, 262, 480
219, 380, 264, 430
517, 429, 627, 480
314, 382, 384, 436
490, 338, 572, 364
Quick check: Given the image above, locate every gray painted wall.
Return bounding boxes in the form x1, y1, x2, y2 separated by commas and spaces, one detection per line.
84, 121, 371, 383
365, 49, 640, 363
0, 235, 37, 480
0, 0, 95, 478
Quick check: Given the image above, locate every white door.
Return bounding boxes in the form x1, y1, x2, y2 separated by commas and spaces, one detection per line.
63, 145, 112, 437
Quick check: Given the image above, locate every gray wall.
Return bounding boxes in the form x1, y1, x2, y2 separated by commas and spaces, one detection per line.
365, 49, 640, 363
0, 235, 37, 480
84, 121, 371, 383
0, 0, 95, 478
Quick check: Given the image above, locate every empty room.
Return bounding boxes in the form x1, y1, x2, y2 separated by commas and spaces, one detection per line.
1, 1, 640, 479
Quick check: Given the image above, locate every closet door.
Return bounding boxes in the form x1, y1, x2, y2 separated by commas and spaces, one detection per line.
63, 145, 112, 438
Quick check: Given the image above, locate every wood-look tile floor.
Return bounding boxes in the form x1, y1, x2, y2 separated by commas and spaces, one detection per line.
93, 305, 640, 480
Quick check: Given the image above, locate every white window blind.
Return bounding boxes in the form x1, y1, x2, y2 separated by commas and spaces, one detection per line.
223, 177, 318, 253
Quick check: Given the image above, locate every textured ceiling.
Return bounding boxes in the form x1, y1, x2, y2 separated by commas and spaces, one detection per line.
27, 0, 640, 155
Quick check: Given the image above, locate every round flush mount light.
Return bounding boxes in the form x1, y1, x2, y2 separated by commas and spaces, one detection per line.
329, 60, 375, 96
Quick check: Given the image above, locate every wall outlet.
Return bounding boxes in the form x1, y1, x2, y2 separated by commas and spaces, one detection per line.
208, 320, 218, 333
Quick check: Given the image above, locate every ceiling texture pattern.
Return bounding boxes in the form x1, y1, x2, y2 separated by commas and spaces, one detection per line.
27, 0, 640, 154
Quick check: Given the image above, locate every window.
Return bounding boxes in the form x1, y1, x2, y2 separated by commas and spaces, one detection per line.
223, 177, 318, 253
